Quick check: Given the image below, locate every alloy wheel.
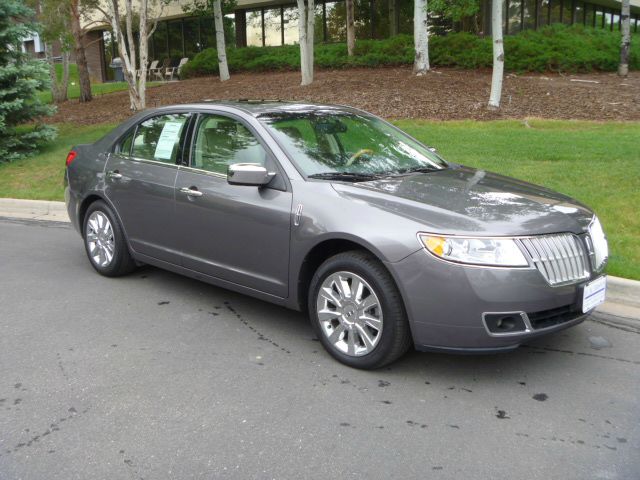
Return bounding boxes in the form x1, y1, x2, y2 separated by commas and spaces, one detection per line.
316, 271, 383, 356
86, 211, 115, 268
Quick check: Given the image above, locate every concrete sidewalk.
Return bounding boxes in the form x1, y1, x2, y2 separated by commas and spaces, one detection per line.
2, 197, 638, 321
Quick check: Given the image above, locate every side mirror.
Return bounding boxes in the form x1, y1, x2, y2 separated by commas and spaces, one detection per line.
227, 163, 275, 187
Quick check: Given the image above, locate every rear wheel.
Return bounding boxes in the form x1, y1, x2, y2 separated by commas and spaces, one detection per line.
83, 200, 136, 277
308, 251, 412, 369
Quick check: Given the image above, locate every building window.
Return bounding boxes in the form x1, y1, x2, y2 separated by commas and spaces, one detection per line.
574, 2, 584, 25
264, 8, 282, 46
282, 6, 300, 44
508, 0, 523, 33
168, 20, 183, 60
153, 22, 169, 61
183, 17, 201, 59
523, 0, 536, 29
246, 10, 263, 46
538, 0, 550, 26
325, 1, 347, 42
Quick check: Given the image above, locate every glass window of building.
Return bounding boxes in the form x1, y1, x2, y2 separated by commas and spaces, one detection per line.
199, 17, 215, 50
153, 23, 169, 61
246, 9, 263, 46
325, 1, 347, 42
561, 1, 572, 24
283, 6, 300, 44
264, 8, 282, 46
538, 0, 550, 26
168, 20, 183, 60
523, 0, 536, 29
574, 3, 584, 25
183, 17, 200, 59
314, 3, 324, 43
508, 0, 522, 34
549, 0, 561, 23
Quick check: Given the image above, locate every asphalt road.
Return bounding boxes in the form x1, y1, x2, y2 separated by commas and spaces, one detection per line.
1, 218, 638, 480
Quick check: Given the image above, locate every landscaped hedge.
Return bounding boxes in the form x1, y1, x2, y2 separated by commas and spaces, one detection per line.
181, 25, 639, 78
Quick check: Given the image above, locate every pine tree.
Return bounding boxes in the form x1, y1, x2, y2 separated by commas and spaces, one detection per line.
0, 0, 56, 163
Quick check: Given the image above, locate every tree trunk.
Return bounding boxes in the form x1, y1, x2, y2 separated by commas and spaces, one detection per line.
389, 0, 398, 36
488, 0, 504, 109
618, 0, 630, 77
346, 0, 355, 56
45, 42, 69, 103
70, 0, 92, 103
413, 0, 429, 75
297, 0, 315, 86
213, 0, 230, 81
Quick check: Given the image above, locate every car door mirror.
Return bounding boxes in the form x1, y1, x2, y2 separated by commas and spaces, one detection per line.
227, 163, 275, 186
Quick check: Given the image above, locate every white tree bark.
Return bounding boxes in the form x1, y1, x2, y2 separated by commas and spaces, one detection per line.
296, 0, 315, 86
413, 0, 429, 75
346, 0, 355, 56
488, 0, 504, 109
213, 0, 230, 81
45, 42, 70, 103
103, 0, 162, 110
618, 0, 630, 77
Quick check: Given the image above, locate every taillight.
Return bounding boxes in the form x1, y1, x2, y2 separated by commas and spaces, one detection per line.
66, 150, 77, 167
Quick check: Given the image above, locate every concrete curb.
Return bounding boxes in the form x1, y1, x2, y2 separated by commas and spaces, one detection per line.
0, 198, 69, 223
1, 197, 638, 320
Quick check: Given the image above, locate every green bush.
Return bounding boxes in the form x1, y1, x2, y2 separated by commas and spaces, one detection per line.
181, 25, 638, 78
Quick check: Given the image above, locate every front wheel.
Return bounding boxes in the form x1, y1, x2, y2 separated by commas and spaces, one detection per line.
308, 251, 412, 369
83, 200, 136, 277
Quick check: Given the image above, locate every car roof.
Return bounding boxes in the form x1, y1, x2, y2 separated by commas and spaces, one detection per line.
149, 100, 359, 118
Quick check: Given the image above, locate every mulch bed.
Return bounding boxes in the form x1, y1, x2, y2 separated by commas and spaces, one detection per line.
51, 67, 640, 125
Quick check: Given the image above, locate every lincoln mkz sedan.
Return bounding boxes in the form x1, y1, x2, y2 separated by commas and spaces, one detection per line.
64, 101, 609, 369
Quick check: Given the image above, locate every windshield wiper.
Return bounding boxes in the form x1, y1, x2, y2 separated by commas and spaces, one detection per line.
307, 172, 382, 182
395, 166, 441, 175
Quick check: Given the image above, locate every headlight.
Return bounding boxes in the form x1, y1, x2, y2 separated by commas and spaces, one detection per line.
588, 216, 608, 271
419, 234, 529, 267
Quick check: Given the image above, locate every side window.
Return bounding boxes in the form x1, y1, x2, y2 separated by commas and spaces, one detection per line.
131, 113, 189, 163
116, 129, 134, 156
192, 114, 268, 174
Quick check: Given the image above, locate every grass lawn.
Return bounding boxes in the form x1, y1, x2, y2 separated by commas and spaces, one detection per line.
0, 119, 638, 279
37, 64, 161, 103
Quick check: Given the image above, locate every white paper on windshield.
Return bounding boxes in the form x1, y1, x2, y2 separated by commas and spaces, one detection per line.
154, 121, 183, 160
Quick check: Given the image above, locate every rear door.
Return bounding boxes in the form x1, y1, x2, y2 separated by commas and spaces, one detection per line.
104, 112, 191, 264
174, 112, 292, 298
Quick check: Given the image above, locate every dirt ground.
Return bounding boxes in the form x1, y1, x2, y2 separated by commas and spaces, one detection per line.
51, 67, 640, 124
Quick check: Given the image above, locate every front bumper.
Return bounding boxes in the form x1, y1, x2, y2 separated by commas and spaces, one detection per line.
386, 249, 596, 352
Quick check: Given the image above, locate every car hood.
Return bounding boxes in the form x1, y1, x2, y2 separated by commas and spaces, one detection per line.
331, 166, 594, 236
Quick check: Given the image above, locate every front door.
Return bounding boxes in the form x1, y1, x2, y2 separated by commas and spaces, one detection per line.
175, 113, 292, 298
104, 112, 190, 264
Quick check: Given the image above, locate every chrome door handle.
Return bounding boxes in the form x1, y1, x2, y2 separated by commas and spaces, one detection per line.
107, 170, 122, 180
180, 187, 203, 197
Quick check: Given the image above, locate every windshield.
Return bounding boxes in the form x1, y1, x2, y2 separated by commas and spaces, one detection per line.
258, 110, 448, 179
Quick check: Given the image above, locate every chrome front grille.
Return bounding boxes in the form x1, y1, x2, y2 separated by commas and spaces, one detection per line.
517, 234, 590, 286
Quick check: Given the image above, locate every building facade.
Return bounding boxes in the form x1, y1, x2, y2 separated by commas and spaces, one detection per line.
75, 0, 640, 81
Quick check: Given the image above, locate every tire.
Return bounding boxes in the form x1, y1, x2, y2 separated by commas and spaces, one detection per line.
83, 200, 136, 277
308, 250, 412, 369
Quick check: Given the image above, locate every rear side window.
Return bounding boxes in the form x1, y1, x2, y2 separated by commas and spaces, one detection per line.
131, 113, 189, 163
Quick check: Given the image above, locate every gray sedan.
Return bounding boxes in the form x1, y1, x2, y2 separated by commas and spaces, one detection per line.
64, 101, 609, 369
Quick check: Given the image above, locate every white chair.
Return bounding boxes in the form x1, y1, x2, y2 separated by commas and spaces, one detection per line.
146, 60, 159, 81
166, 57, 189, 81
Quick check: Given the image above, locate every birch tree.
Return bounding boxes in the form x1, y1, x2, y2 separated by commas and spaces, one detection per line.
346, 0, 355, 56
99, 0, 164, 110
413, 0, 429, 75
487, 0, 503, 109
296, 0, 315, 85
618, 0, 631, 77
212, 0, 230, 81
